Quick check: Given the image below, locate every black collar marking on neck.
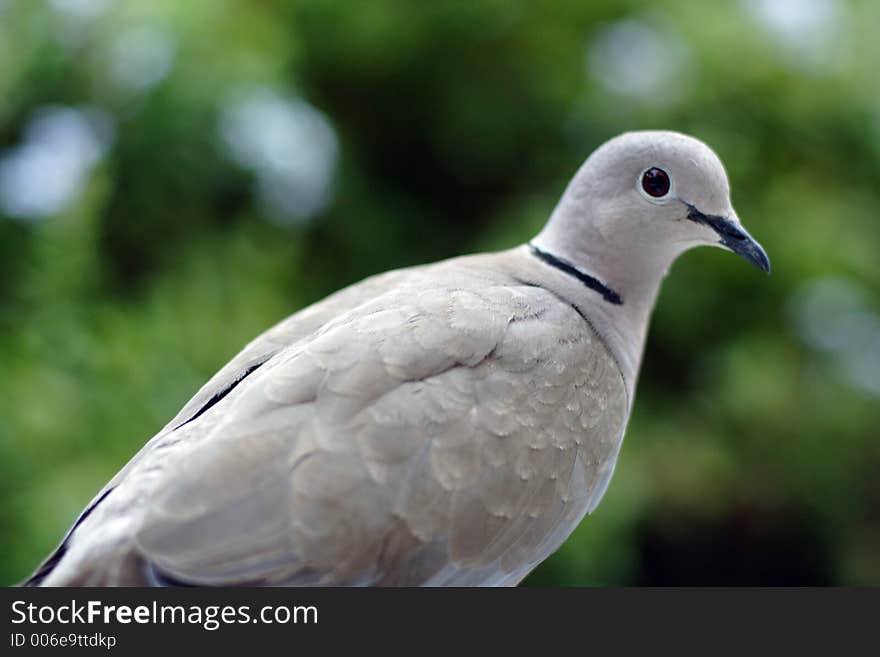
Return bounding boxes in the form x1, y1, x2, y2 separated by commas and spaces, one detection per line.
529, 244, 623, 306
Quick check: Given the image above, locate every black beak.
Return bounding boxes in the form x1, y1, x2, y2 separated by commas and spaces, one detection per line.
686, 204, 771, 273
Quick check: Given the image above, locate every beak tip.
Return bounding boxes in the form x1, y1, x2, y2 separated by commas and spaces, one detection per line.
724, 238, 771, 274
753, 245, 771, 275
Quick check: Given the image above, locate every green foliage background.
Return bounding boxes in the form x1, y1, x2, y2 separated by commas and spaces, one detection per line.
1, 0, 878, 586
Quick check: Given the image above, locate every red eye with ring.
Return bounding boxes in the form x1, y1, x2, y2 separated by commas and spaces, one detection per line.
642, 167, 670, 198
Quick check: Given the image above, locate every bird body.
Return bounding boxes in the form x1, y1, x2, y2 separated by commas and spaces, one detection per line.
27, 131, 769, 586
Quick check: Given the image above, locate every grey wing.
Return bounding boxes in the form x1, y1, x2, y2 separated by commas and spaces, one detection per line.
162, 266, 419, 432
23, 267, 419, 586
45, 281, 627, 586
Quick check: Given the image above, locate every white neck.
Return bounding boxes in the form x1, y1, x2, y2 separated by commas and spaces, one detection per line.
530, 195, 684, 403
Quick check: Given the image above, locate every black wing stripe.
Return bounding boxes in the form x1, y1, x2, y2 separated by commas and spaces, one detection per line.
173, 360, 267, 431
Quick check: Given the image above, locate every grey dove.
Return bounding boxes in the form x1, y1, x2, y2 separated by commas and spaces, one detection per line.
26, 130, 769, 587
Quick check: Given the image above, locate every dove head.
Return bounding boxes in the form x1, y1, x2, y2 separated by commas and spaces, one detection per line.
533, 131, 769, 298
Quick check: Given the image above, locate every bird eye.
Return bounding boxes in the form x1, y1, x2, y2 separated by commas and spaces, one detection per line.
641, 167, 671, 198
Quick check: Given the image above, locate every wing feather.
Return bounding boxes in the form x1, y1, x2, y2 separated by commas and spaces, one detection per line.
42, 257, 628, 586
